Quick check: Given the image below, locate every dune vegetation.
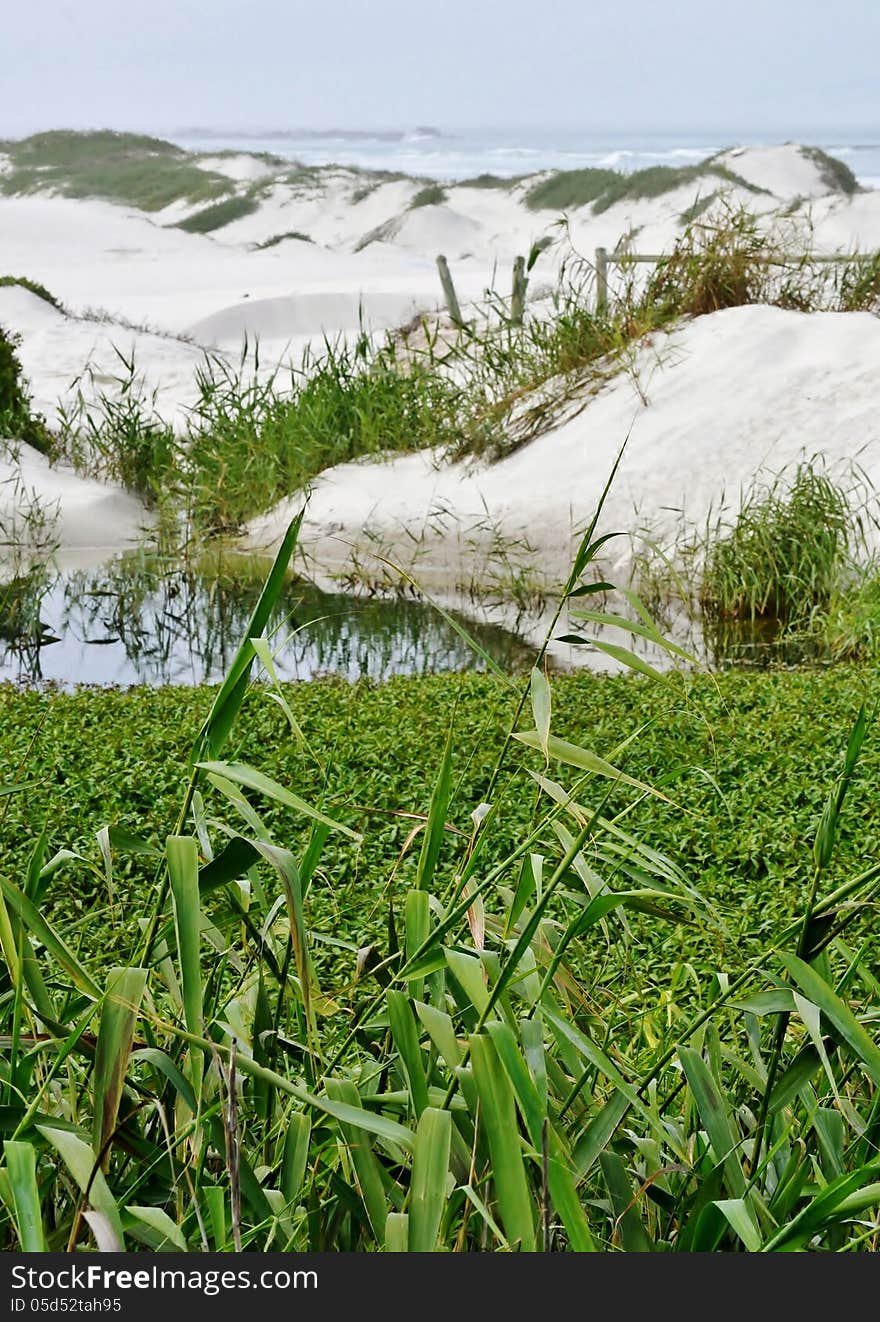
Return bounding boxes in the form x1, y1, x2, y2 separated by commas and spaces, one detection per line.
2, 149, 880, 1253
0, 130, 235, 212
38, 208, 880, 539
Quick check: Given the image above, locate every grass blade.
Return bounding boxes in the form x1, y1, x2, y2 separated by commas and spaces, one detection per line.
469, 1033, 536, 1251
408, 1107, 451, 1251
92, 967, 148, 1171
3, 1140, 46, 1251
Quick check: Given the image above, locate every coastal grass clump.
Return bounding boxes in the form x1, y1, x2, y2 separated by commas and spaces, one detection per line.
524, 167, 620, 212
457, 173, 521, 190
55, 347, 178, 504
0, 130, 233, 212
524, 158, 764, 214
183, 335, 466, 533
410, 183, 447, 208
255, 230, 314, 249
700, 462, 866, 623
177, 194, 261, 234
1, 516, 880, 1253
800, 146, 860, 196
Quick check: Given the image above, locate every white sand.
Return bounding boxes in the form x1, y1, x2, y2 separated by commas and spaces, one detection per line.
245, 305, 880, 593
0, 441, 150, 562
0, 142, 877, 576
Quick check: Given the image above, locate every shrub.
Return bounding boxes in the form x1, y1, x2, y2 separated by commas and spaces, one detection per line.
0, 326, 52, 453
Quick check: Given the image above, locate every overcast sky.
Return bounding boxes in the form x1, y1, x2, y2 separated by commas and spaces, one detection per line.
2, 0, 878, 136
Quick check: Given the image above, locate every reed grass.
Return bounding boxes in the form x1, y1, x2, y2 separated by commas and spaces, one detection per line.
0, 501, 878, 1252
700, 461, 865, 623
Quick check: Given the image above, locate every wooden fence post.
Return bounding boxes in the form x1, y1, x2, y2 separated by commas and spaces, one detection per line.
436, 255, 465, 329
510, 255, 527, 326
595, 246, 608, 314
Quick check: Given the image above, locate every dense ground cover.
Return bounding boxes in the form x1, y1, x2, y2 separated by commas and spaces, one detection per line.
0, 664, 876, 971
2, 656, 880, 1253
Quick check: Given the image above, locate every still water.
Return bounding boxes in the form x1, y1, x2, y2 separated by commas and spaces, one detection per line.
0, 551, 541, 687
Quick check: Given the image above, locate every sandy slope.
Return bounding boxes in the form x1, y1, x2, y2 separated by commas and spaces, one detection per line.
245, 305, 880, 592
0, 441, 149, 564
0, 142, 878, 576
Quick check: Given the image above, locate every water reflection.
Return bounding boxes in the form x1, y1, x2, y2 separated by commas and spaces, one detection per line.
0, 551, 541, 687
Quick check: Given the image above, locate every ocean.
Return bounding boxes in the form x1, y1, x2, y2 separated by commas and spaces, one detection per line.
170, 126, 880, 188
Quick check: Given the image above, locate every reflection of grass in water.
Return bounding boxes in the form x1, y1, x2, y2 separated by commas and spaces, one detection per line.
54, 552, 539, 686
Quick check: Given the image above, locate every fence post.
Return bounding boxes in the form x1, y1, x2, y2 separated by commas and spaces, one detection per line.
510, 255, 527, 326
595, 247, 608, 314
436, 254, 465, 329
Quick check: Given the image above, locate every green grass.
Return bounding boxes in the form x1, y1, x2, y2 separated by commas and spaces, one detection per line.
255, 230, 314, 249
0, 326, 53, 453
1, 628, 880, 1251
700, 461, 862, 623
0, 130, 233, 212
409, 183, 447, 209
0, 275, 64, 311
176, 194, 260, 233
524, 167, 621, 212
524, 158, 767, 213
182, 335, 465, 533
457, 173, 521, 190
800, 146, 860, 196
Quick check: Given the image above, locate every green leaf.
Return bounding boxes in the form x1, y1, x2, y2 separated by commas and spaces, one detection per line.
3, 1140, 46, 1251
166, 837, 203, 1039
280, 1111, 311, 1205
194, 511, 303, 761
469, 1033, 536, 1251
387, 990, 429, 1118
444, 948, 489, 1015
586, 638, 668, 682
415, 727, 453, 891
325, 1078, 390, 1243
408, 1108, 451, 1251
37, 1126, 124, 1246
0, 876, 99, 1001
385, 1211, 409, 1251
92, 967, 148, 1171
196, 761, 360, 840
129, 1048, 196, 1113
599, 1152, 653, 1251
678, 1046, 746, 1198
513, 731, 675, 805
714, 1198, 762, 1251
125, 1205, 187, 1251
763, 1163, 880, 1251
530, 668, 552, 763
505, 853, 542, 938
779, 953, 880, 1085
414, 1001, 463, 1070
572, 1092, 631, 1176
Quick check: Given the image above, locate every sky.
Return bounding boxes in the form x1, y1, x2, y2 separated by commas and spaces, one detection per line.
2, 0, 878, 137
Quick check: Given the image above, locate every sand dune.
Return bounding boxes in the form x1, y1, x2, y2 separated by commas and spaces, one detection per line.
1, 140, 878, 580
0, 441, 149, 560
245, 305, 880, 592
